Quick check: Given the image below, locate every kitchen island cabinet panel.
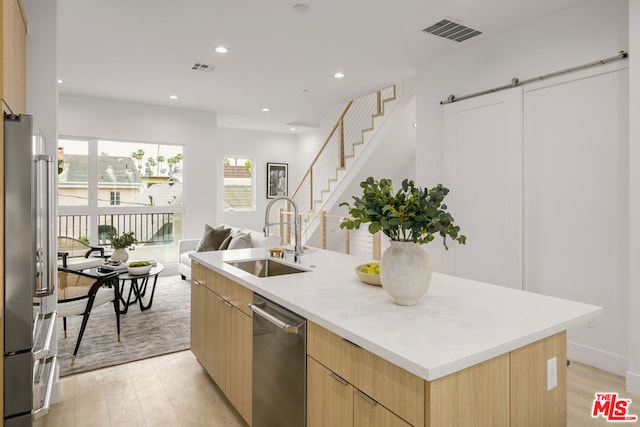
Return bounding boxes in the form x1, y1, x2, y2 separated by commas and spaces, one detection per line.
189, 278, 207, 363
510, 331, 567, 427
307, 357, 353, 427
205, 287, 225, 387
225, 303, 252, 425
191, 260, 208, 288
190, 266, 253, 426
308, 322, 423, 426
354, 388, 412, 427
426, 352, 510, 427
307, 321, 358, 384
358, 345, 424, 427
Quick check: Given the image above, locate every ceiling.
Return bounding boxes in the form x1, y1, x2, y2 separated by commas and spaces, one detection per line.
57, 0, 584, 134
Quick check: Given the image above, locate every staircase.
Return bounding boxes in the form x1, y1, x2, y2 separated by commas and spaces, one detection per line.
287, 84, 403, 248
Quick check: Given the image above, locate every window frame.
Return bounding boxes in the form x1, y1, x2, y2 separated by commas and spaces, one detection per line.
57, 135, 185, 244
222, 155, 256, 212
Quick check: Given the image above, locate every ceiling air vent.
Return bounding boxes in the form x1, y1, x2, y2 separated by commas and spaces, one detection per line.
422, 19, 481, 43
192, 63, 215, 72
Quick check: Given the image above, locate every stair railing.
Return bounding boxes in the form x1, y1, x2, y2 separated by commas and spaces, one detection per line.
290, 85, 396, 214
274, 209, 382, 260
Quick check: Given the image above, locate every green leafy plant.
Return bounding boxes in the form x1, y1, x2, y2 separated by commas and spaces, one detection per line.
109, 231, 137, 249
339, 177, 466, 249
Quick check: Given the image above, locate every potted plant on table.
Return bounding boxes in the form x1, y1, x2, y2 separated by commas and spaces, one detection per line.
340, 177, 466, 305
109, 231, 137, 262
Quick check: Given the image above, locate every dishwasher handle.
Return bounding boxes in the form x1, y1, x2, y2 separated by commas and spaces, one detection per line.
249, 303, 304, 334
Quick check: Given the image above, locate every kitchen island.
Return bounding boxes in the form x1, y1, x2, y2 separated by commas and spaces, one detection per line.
190, 247, 601, 427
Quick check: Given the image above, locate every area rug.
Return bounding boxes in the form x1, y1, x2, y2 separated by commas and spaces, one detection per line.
57, 275, 191, 377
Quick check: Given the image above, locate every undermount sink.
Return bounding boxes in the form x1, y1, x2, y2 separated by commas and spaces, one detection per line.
225, 258, 309, 278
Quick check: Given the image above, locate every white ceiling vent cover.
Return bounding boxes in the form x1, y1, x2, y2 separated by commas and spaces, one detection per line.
422, 19, 482, 42
192, 63, 215, 72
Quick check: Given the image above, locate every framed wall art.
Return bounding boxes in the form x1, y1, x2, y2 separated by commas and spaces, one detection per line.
267, 162, 288, 198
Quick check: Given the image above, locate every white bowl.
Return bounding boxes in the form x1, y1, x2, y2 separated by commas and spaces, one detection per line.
127, 265, 152, 275
355, 263, 381, 286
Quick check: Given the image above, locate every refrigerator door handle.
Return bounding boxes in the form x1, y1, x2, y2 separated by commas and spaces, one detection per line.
34, 154, 55, 297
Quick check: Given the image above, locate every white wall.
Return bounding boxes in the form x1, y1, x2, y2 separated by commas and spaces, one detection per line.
215, 127, 298, 232
627, 0, 640, 396
417, 0, 635, 386
58, 94, 298, 238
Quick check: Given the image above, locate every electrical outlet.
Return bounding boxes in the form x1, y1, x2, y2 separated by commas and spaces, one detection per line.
586, 319, 596, 328
547, 357, 558, 391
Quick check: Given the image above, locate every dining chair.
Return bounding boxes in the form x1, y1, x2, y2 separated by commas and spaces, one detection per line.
57, 268, 121, 366
57, 236, 107, 271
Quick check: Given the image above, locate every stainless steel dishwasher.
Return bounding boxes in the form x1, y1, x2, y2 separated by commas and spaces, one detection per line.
250, 294, 307, 427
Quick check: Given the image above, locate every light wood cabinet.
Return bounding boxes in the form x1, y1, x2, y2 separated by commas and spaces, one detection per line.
307, 357, 353, 427
190, 264, 252, 425
309, 321, 568, 427
1, 0, 27, 114
307, 322, 424, 426
307, 354, 411, 427
225, 304, 253, 424
205, 287, 225, 385
189, 277, 207, 363
354, 388, 411, 427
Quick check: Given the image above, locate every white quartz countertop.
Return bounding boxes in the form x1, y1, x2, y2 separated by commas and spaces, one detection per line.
191, 247, 601, 381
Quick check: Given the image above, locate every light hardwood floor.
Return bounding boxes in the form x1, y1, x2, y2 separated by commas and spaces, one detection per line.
35, 352, 639, 427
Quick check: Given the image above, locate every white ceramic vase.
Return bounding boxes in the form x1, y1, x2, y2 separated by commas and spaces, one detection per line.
111, 248, 129, 262
380, 240, 432, 306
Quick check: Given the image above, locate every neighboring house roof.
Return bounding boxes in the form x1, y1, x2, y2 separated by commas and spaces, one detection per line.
224, 165, 251, 179
59, 154, 141, 187
131, 181, 183, 206
224, 185, 253, 210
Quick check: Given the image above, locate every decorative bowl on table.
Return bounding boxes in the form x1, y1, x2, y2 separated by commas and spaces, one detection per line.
127, 261, 152, 275
355, 262, 382, 286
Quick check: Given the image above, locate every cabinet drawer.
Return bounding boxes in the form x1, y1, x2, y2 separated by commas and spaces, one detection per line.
211, 271, 253, 316
307, 356, 353, 427
308, 322, 424, 427
354, 388, 412, 427
191, 260, 208, 286
307, 322, 359, 386
358, 348, 424, 427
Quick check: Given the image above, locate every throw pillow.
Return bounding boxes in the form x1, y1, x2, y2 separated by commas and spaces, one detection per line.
227, 231, 253, 250
218, 234, 233, 250
195, 224, 231, 252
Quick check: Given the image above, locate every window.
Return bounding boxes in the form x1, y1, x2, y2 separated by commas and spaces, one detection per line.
57, 139, 89, 207
223, 156, 254, 211
57, 137, 185, 265
109, 191, 121, 206
97, 140, 184, 208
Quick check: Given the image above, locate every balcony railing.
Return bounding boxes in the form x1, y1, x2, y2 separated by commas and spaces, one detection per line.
58, 213, 175, 246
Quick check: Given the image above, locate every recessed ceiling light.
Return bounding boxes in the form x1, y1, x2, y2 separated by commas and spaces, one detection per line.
214, 46, 228, 54
57, 79, 64, 84
169, 95, 179, 100
262, 107, 270, 112
290, 127, 297, 132
334, 72, 345, 79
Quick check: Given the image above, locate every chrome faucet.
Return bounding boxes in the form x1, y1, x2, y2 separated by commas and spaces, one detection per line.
264, 196, 303, 262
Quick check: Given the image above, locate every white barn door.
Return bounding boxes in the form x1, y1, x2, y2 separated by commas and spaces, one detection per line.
443, 88, 523, 289
523, 66, 628, 372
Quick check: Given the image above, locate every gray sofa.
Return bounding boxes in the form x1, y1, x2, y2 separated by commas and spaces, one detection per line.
178, 227, 281, 280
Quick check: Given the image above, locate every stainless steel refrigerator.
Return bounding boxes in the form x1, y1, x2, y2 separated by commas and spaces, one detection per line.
3, 114, 57, 426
